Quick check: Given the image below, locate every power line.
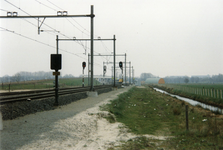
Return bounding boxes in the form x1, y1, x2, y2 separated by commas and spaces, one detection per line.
46, 0, 64, 11
0, 26, 88, 60
2, 2, 110, 70
32, 0, 92, 51
31, 0, 111, 58
0, 9, 9, 12
34, 0, 90, 37
0, 7, 37, 27
0, 26, 105, 68
4, 0, 66, 37
35, 0, 57, 11
4, 0, 93, 52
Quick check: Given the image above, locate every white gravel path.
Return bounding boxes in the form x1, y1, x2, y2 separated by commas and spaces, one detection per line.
0, 86, 135, 150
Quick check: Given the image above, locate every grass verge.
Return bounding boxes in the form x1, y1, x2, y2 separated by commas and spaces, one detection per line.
152, 84, 223, 108
101, 86, 223, 150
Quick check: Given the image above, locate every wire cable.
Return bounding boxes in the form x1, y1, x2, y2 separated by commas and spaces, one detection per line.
35, 0, 57, 11
0, 26, 87, 60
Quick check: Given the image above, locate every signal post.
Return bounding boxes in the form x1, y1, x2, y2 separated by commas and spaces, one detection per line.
119, 61, 123, 83
82, 62, 86, 87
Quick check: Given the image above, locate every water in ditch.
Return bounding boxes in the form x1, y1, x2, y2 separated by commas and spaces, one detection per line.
154, 88, 223, 114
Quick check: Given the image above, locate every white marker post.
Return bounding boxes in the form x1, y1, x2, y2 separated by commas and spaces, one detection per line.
0, 112, 3, 130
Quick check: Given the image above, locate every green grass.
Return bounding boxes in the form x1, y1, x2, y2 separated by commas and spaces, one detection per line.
0, 78, 101, 91
165, 83, 223, 90
102, 86, 223, 149
152, 84, 223, 107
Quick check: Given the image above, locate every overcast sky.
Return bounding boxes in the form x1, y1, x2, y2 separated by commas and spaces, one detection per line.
0, 0, 223, 78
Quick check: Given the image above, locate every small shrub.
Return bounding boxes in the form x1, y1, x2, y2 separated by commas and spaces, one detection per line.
105, 113, 116, 123
211, 110, 222, 115
181, 101, 185, 106
195, 104, 202, 108
173, 107, 181, 115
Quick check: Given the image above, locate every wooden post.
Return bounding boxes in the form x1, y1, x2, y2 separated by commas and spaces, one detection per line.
221, 90, 222, 99
217, 90, 219, 99
186, 105, 189, 131
213, 88, 215, 98
211, 89, 213, 97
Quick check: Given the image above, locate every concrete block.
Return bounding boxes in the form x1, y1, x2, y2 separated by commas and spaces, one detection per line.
87, 91, 98, 97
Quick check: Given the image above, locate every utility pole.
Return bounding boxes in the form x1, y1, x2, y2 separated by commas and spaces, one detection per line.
132, 66, 134, 84
113, 35, 116, 87
129, 61, 131, 84
125, 53, 127, 85
104, 60, 129, 85
55, 35, 59, 106
61, 37, 116, 88
90, 5, 94, 91
0, 5, 96, 99
0, 10, 94, 34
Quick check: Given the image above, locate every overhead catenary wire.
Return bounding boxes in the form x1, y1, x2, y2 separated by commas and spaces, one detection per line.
45, 0, 101, 38
4, 0, 93, 52
35, 0, 57, 12
46, 0, 64, 10
0, 8, 37, 27
32, 0, 112, 58
0, 26, 87, 60
32, 0, 92, 51
4, 0, 67, 37
2, 1, 113, 69
0, 26, 104, 68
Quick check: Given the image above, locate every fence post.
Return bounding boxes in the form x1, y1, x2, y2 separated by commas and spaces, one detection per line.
217, 90, 219, 99
185, 105, 189, 131
213, 88, 215, 98
221, 90, 222, 99
211, 89, 213, 97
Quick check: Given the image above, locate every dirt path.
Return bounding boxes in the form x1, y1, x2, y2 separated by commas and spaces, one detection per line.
0, 86, 135, 150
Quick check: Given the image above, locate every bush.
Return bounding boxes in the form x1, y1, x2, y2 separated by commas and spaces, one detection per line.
173, 107, 181, 115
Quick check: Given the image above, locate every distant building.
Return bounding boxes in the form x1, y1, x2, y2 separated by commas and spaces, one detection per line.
158, 78, 165, 84
145, 78, 165, 84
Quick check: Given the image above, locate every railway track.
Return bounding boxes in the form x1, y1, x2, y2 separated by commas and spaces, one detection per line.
0, 85, 113, 104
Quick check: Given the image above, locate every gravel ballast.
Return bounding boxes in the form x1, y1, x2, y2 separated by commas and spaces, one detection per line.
0, 86, 133, 150
0, 87, 112, 120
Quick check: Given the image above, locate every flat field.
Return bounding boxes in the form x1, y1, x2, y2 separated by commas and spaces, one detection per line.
102, 86, 223, 150
164, 83, 223, 90
0, 78, 101, 91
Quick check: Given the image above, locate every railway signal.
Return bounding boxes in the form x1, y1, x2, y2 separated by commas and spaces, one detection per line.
82, 61, 86, 69
50, 54, 62, 106
119, 61, 123, 83
119, 61, 123, 69
51, 54, 62, 70
82, 61, 86, 87
103, 65, 107, 75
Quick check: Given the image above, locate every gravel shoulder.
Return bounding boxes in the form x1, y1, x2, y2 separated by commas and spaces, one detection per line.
0, 86, 134, 150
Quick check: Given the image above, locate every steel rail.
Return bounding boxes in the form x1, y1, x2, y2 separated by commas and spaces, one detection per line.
0, 85, 112, 104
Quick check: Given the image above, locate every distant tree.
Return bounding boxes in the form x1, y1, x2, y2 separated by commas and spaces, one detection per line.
184, 77, 189, 84
0, 75, 11, 83
140, 73, 156, 81
13, 73, 21, 83
63, 74, 75, 78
